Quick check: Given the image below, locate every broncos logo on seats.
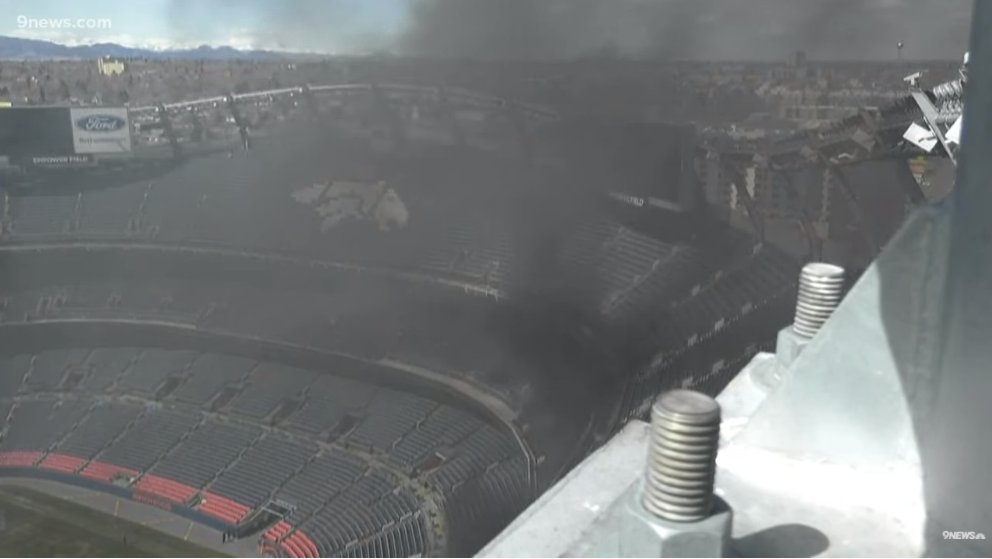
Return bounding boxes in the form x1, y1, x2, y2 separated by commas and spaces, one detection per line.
292, 179, 410, 232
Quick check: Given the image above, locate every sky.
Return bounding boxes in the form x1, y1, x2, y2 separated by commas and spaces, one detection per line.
0, 0, 975, 60
3, 0, 409, 52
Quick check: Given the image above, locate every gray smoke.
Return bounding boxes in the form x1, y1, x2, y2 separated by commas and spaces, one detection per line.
398, 0, 973, 60
165, 0, 971, 60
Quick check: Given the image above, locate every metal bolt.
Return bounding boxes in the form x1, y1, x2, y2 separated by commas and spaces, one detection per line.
793, 262, 845, 340
643, 390, 721, 523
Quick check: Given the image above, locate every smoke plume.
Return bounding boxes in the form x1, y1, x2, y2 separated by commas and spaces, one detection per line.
164, 0, 972, 60
398, 0, 972, 60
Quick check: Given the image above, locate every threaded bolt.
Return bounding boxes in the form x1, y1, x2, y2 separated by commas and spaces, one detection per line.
793, 262, 845, 340
643, 389, 721, 522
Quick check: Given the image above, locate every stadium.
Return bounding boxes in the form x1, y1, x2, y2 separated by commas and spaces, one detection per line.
0, 50, 956, 556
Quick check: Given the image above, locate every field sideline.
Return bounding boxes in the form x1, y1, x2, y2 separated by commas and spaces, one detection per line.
0, 483, 229, 557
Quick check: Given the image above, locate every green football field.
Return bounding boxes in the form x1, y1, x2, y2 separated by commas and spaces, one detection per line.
0, 484, 228, 557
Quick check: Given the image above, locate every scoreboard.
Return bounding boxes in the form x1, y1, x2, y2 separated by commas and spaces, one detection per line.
601, 122, 696, 209
0, 106, 132, 168
0, 107, 76, 157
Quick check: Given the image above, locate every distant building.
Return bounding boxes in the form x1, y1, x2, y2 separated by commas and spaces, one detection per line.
98, 57, 125, 76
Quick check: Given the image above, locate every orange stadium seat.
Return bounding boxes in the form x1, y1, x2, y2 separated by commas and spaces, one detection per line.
38, 453, 87, 473
133, 474, 199, 504
80, 461, 138, 482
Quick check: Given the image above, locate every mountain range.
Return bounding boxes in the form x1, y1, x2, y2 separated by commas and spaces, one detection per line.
0, 36, 302, 60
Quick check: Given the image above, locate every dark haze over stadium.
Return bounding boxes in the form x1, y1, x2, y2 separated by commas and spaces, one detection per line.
0, 0, 970, 555
165, 0, 971, 60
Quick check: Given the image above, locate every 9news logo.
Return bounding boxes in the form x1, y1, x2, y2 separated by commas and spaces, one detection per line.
943, 531, 986, 540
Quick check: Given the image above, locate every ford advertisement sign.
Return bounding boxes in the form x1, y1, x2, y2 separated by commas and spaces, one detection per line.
74, 114, 127, 132
69, 107, 132, 154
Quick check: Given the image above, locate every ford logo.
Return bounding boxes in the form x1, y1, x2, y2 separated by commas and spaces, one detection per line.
75, 114, 126, 132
